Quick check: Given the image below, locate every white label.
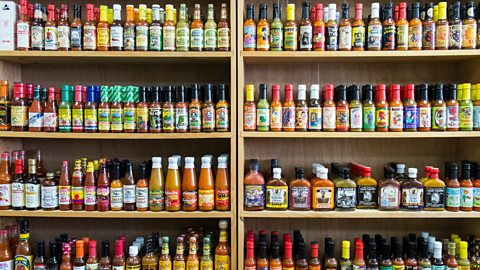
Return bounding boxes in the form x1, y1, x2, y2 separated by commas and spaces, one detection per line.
390, 107, 404, 129
43, 112, 57, 128
41, 185, 58, 208
16, 22, 30, 48
84, 186, 96, 205
44, 26, 58, 50
175, 108, 188, 130
25, 183, 40, 208
110, 25, 123, 47
31, 26, 44, 48
323, 107, 336, 129
112, 266, 123, 270
28, 112, 44, 128
111, 187, 123, 208
74, 266, 86, 270
0, 184, 11, 207
339, 25, 352, 49
86, 263, 98, 270
58, 25, 70, 48
163, 25, 176, 50
299, 25, 313, 49
123, 185, 135, 204
418, 107, 432, 128
12, 183, 24, 208
136, 187, 148, 208
350, 107, 362, 129
460, 187, 473, 208
135, 25, 148, 48
0, 259, 13, 270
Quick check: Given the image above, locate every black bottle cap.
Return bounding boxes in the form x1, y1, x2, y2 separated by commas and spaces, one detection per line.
384, 166, 395, 179
259, 84, 267, 100
295, 167, 305, 179
249, 159, 259, 171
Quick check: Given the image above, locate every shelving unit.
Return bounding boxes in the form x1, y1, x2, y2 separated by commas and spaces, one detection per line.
0, 210, 234, 219
0, 131, 232, 140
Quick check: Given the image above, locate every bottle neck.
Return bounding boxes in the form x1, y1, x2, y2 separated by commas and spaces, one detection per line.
355, 8, 362, 20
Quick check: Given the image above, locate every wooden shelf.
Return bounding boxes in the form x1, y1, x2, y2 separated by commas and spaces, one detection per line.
0, 51, 233, 64
0, 210, 233, 219
241, 50, 480, 63
240, 210, 480, 219
0, 131, 232, 140
241, 131, 480, 139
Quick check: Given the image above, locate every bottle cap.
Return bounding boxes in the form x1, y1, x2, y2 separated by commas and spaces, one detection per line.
273, 167, 282, 178
129, 245, 138, 256
408, 168, 418, 178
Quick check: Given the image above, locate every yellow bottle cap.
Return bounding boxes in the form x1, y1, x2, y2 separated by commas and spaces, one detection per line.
476, 83, 480, 100
87, 161, 94, 173
459, 241, 468, 259
99, 5, 108, 22
463, 83, 471, 99
287, 4, 295, 21
433, 5, 438, 22
245, 84, 255, 101
107, 8, 113, 24
450, 234, 458, 240
342, 240, 350, 259
458, 84, 464, 101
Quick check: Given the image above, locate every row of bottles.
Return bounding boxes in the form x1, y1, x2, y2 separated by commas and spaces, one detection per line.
14, 1, 230, 51
0, 81, 230, 133
244, 229, 480, 270
243, 159, 480, 211
0, 149, 230, 212
243, 1, 479, 51
244, 83, 480, 132
5, 219, 231, 270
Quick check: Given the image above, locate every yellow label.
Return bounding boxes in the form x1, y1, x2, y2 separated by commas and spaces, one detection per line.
126, 265, 141, 270
463, 24, 476, 48
436, 25, 449, 48
408, 25, 422, 48
173, 260, 185, 270
256, 24, 270, 49
159, 260, 172, 270
110, 108, 123, 131
265, 186, 288, 209
84, 108, 97, 128
186, 261, 199, 270
214, 255, 230, 270
396, 24, 408, 48
97, 27, 110, 47
58, 107, 72, 127
312, 186, 334, 209
123, 107, 136, 130
270, 106, 282, 129
136, 107, 149, 130
98, 107, 110, 131
200, 261, 213, 270
72, 108, 83, 127
11, 106, 27, 127
199, 189, 214, 208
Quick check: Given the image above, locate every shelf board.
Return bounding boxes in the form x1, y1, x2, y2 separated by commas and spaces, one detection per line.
0, 131, 232, 140
0, 51, 233, 64
240, 210, 480, 219
241, 131, 480, 139
0, 210, 233, 219
241, 50, 480, 63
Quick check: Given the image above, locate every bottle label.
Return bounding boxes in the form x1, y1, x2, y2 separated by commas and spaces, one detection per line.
17, 21, 30, 48
299, 25, 313, 49
173, 260, 185, 270
97, 186, 110, 208
202, 107, 215, 129
70, 27, 82, 48
175, 107, 188, 131
460, 187, 473, 208
350, 107, 362, 129
110, 107, 123, 131
71, 186, 84, 205
408, 25, 422, 48
0, 102, 10, 128
216, 189, 230, 207
339, 25, 352, 50
58, 107, 72, 129
217, 27, 230, 49
425, 187, 445, 209
367, 24, 382, 49
309, 266, 320, 270
257, 108, 270, 129
149, 25, 162, 50
31, 26, 44, 49
149, 189, 164, 209
282, 107, 295, 129
404, 106, 417, 129
83, 25, 96, 50
296, 106, 308, 129
323, 107, 336, 129
393, 266, 405, 270
110, 25, 123, 48
418, 107, 432, 128
162, 108, 175, 131
123, 107, 136, 131
458, 267, 470, 270
159, 261, 172, 270
205, 28, 217, 49
473, 106, 480, 128
58, 25, 70, 48
266, 185, 288, 209
446, 187, 461, 207
335, 187, 356, 209
135, 187, 148, 208
422, 23, 435, 49
0, 184, 11, 207
72, 108, 83, 130
0, 260, 13, 270
214, 255, 230, 270
256, 24, 270, 49
270, 26, 283, 49
389, 107, 404, 129
431, 266, 443, 270
199, 189, 215, 208
191, 28, 204, 49
313, 24, 325, 50
84, 186, 96, 206
352, 25, 365, 48
41, 185, 58, 208
98, 107, 110, 131
380, 186, 399, 208
432, 106, 446, 129
380, 266, 393, 270
436, 25, 449, 48
270, 106, 282, 129
150, 107, 162, 130
382, 24, 396, 49
460, 105, 473, 129
59, 185, 71, 205
336, 107, 349, 129
188, 107, 200, 130
28, 111, 44, 128
473, 187, 480, 208
112, 266, 124, 270
284, 26, 298, 50
15, 255, 33, 270
86, 263, 99, 270
353, 266, 366, 270
123, 184, 136, 204
110, 187, 123, 208
186, 260, 199, 270
25, 183, 40, 208
74, 266, 86, 270
163, 25, 176, 50
326, 25, 338, 50
402, 187, 424, 209
462, 24, 476, 48
396, 24, 408, 48
182, 190, 198, 208
136, 25, 148, 48
363, 106, 375, 130
291, 186, 311, 208
11, 106, 27, 127
12, 182, 25, 208
97, 28, 110, 47
357, 185, 378, 207
201, 260, 213, 270
244, 184, 264, 208
449, 24, 462, 48
84, 108, 98, 130
309, 107, 322, 130
243, 25, 256, 49
44, 26, 58, 50
375, 108, 389, 129
165, 190, 181, 208
244, 105, 256, 130
216, 107, 229, 129
124, 26, 135, 50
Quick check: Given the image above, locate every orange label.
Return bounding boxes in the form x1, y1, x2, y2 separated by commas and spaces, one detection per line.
199, 189, 214, 208
312, 186, 334, 209
436, 25, 449, 48
214, 255, 230, 270
463, 24, 476, 48
244, 105, 256, 130
309, 266, 320, 270
159, 260, 172, 270
186, 261, 199, 270
215, 189, 229, 207
173, 260, 185, 270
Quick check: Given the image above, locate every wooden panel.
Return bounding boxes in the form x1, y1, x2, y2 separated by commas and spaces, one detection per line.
0, 131, 232, 140
0, 61, 21, 86
0, 210, 232, 219
241, 131, 480, 139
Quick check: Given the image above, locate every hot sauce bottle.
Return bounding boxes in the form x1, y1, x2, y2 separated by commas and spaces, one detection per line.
296, 85, 308, 131
57, 4, 70, 51
375, 84, 389, 132
190, 4, 204, 51
71, 86, 84, 133
403, 84, 417, 131
58, 161, 71, 211
108, 4, 123, 51
409, 2, 422, 50
216, 84, 230, 132
149, 157, 164, 212
257, 242, 268, 269
446, 84, 460, 131
351, 4, 365, 51
446, 162, 461, 212
187, 85, 200, 133
215, 156, 230, 211
460, 83, 474, 131
300, 2, 313, 51
31, 3, 44, 50
313, 4, 325, 51
12, 159, 25, 210
462, 1, 477, 49
325, 242, 338, 270
136, 5, 148, 51
383, 2, 396, 50
256, 84, 270, 131
175, 86, 188, 133
256, 4, 269, 51
310, 167, 334, 211
243, 4, 256, 50
199, 157, 214, 211
44, 4, 58, 51
356, 166, 378, 209
99, 240, 110, 270
389, 84, 404, 132
97, 6, 110, 51
368, 3, 382, 50
379, 167, 400, 211
110, 163, 123, 211
162, 86, 175, 133
123, 5, 135, 51
86, 241, 98, 270
157, 236, 170, 270
204, 4, 217, 51
123, 90, 136, 133
244, 159, 265, 211
71, 160, 84, 211
173, 237, 185, 270
424, 168, 445, 211
432, 84, 446, 131
446, 242, 458, 270
422, 3, 436, 49
0, 152, 11, 210
353, 242, 366, 270
0, 229, 12, 270
336, 85, 349, 131
83, 86, 97, 133
339, 3, 352, 51
73, 240, 85, 270
283, 84, 296, 132
178, 6, 192, 52
11, 83, 28, 132
289, 168, 311, 210
182, 157, 197, 211
83, 162, 96, 211
147, 86, 161, 133
203, 85, 216, 132
296, 242, 308, 270
401, 168, 424, 211
165, 157, 181, 212
97, 87, 110, 133
270, 85, 282, 131
16, 0, 30, 51
58, 86, 72, 133
25, 159, 40, 210
460, 163, 473, 211
83, 4, 97, 51
436, 2, 449, 49
186, 237, 199, 270
266, 167, 288, 210
308, 84, 322, 131
15, 220, 32, 270
112, 240, 125, 270
417, 84, 432, 131
362, 85, 375, 132
340, 240, 352, 270
284, 4, 298, 51
449, 1, 463, 50
60, 243, 72, 270
244, 241, 255, 270
28, 86, 43, 132
323, 84, 336, 131
244, 84, 256, 131
326, 4, 338, 51
349, 85, 362, 131
162, 5, 175, 51
122, 161, 135, 211
396, 2, 409, 50
270, 3, 283, 51
97, 162, 110, 212
335, 168, 356, 211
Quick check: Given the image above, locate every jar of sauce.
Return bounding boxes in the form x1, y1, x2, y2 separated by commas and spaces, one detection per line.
266, 167, 287, 210
244, 159, 265, 211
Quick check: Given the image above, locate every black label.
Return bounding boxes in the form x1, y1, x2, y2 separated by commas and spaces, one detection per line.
335, 187, 356, 209
357, 185, 378, 207
382, 25, 395, 49
0, 103, 9, 127
425, 187, 445, 208
326, 25, 338, 50
70, 27, 82, 48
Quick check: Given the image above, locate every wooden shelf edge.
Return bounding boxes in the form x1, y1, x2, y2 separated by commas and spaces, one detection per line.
0, 210, 234, 219
240, 210, 480, 219
241, 131, 480, 139
0, 131, 232, 140
0, 51, 234, 58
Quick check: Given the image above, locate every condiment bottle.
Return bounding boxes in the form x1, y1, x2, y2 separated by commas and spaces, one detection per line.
173, 237, 185, 270
202, 84, 216, 132
99, 240, 110, 270
473, 162, 480, 211
335, 168, 356, 211
123, 90, 136, 133
149, 157, 164, 211
60, 243, 72, 270
58, 85, 72, 133
123, 5, 135, 51
165, 157, 181, 211
380, 243, 392, 270
256, 242, 268, 269
382, 2, 395, 50
28, 85, 43, 132
270, 3, 283, 51
83, 162, 96, 211
243, 4, 256, 50
135, 4, 148, 51
0, 81, 10, 131
436, 2, 449, 49
110, 163, 123, 211
367, 3, 382, 50
270, 85, 282, 131
266, 167, 288, 210
41, 172, 58, 211
175, 3, 189, 52
71, 160, 84, 211
446, 162, 461, 212
256, 84, 270, 131
182, 157, 198, 211
306, 242, 320, 270
107, 4, 123, 51
112, 240, 125, 270
14, 220, 32, 270
284, 4, 298, 51
256, 4, 269, 51
30, 3, 43, 50
446, 242, 458, 270
122, 161, 135, 211
216, 84, 230, 132
97, 87, 110, 133
244, 159, 265, 211
72, 86, 84, 133
396, 2, 409, 50
308, 84, 322, 131
215, 155, 230, 211
335, 85, 350, 131
349, 85, 362, 131
0, 152, 11, 210
58, 161, 71, 211
141, 237, 157, 270
392, 241, 404, 270
190, 4, 204, 51
199, 156, 214, 211
458, 241, 470, 270
432, 84, 447, 131
338, 3, 352, 51
296, 85, 308, 131
375, 84, 389, 132
326, 4, 338, 51
424, 168, 445, 211
244, 241, 255, 270
460, 163, 473, 211
323, 84, 336, 131
82, 86, 97, 132
203, 4, 217, 51
215, 220, 231, 269
353, 241, 366, 270
44, 4, 57, 51
34, 242, 46, 270
134, 87, 148, 133
11, 83, 28, 131
83, 4, 96, 51
417, 84, 432, 131
295, 242, 308, 270
161, 86, 174, 133
340, 240, 352, 270
389, 84, 404, 131
350, 3, 365, 50
86, 240, 98, 270
299, 2, 313, 51
313, 4, 325, 51
422, 3, 436, 49
408, 2, 422, 50
289, 167, 311, 210
449, 2, 463, 50
73, 240, 85, 270
462, 1, 477, 49
162, 5, 175, 51
283, 84, 296, 132
25, 159, 40, 210
174, 86, 188, 132
356, 166, 378, 209
147, 4, 162, 51
310, 167, 334, 211
126, 245, 140, 270
325, 242, 337, 270
460, 83, 474, 131
96, 162, 109, 212
401, 168, 424, 211
57, 4, 70, 51
97, 5, 110, 51
217, 3, 230, 51
12, 159, 25, 210
186, 237, 199, 270
244, 84, 256, 131
148, 86, 162, 133
403, 84, 417, 131
379, 166, 400, 211
158, 236, 171, 270
362, 85, 375, 131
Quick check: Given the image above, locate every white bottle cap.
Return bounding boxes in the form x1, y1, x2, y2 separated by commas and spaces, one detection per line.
218, 156, 228, 169
317, 167, 328, 179
113, 4, 121, 10
433, 241, 442, 259
397, 164, 405, 173
328, 4, 336, 21
129, 245, 138, 257
152, 157, 162, 168
273, 167, 282, 179
168, 157, 178, 169
201, 157, 211, 168
298, 85, 307, 100
408, 168, 417, 178
184, 157, 195, 168
310, 85, 320, 99
371, 3, 380, 18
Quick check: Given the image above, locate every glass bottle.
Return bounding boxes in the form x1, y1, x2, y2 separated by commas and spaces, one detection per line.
215, 84, 230, 132
382, 2, 396, 50
96, 5, 109, 51
149, 157, 164, 211
308, 84, 322, 131
135, 4, 148, 51
326, 4, 338, 51
356, 166, 378, 209
436, 2, 449, 49
401, 168, 424, 211
284, 4, 298, 51
173, 237, 185, 270
44, 4, 57, 51
362, 85, 375, 131
313, 4, 325, 51
158, 236, 171, 270
296, 85, 308, 131
460, 83, 474, 131
424, 168, 446, 211
163, 5, 175, 51
408, 2, 422, 50
367, 3, 382, 50
60, 243, 72, 270
244, 159, 265, 211
165, 157, 181, 211
266, 167, 288, 210
446, 162, 461, 211
83, 4, 96, 51
432, 84, 447, 131
325, 242, 338, 270
123, 5, 135, 51
73, 240, 85, 270
217, 3, 230, 51
396, 2, 409, 50
14, 220, 32, 270
422, 3, 436, 49
446, 242, 458, 270
202, 85, 216, 132
339, 3, 352, 51
112, 240, 125, 270
215, 155, 230, 211
33, 241, 45, 270
186, 237, 199, 270
256, 4, 270, 51
204, 4, 217, 51
340, 240, 352, 270
190, 4, 204, 51
299, 2, 313, 51
335, 168, 356, 211
449, 1, 463, 49
176, 4, 189, 51
243, 4, 256, 50
46, 242, 59, 270
379, 166, 401, 211
349, 84, 363, 131
12, 159, 24, 210
271, 3, 283, 51
57, 4, 70, 51
289, 167, 311, 210
31, 3, 44, 50
462, 1, 477, 49
25, 159, 40, 210
460, 163, 473, 211
270, 85, 282, 131
256, 84, 270, 131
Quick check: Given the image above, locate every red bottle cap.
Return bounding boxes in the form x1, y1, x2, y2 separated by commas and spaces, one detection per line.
390, 84, 401, 101
48, 87, 56, 100
14, 83, 25, 98
404, 84, 415, 100
14, 159, 22, 174
74, 85, 83, 102
285, 84, 293, 101
89, 240, 97, 258
430, 167, 439, 178
315, 4, 323, 20
363, 166, 372, 177
26, 84, 34, 99
1, 152, 8, 160
374, 84, 386, 101
355, 3, 363, 19
310, 242, 319, 257
272, 84, 280, 101
356, 241, 364, 259
48, 4, 55, 20
323, 84, 334, 101
284, 241, 293, 259
115, 239, 123, 257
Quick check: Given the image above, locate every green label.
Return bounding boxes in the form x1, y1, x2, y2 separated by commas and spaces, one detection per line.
149, 25, 162, 50
204, 28, 217, 48
432, 106, 446, 129
284, 26, 297, 49
270, 26, 283, 49
188, 107, 201, 129
459, 104, 473, 129
363, 106, 375, 129
110, 108, 123, 131
380, 266, 393, 270
176, 27, 189, 48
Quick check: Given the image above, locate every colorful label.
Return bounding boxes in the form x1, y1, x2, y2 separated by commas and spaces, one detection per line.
326, 25, 338, 50
402, 187, 424, 209
199, 189, 215, 208
462, 24, 476, 48
182, 190, 198, 208
446, 105, 459, 129
165, 190, 181, 208
323, 107, 336, 129
376, 108, 389, 129
0, 103, 8, 128
270, 106, 282, 129
163, 26, 176, 50
313, 24, 325, 50
28, 112, 43, 128
404, 106, 417, 129
291, 186, 310, 208
270, 26, 283, 49
296, 106, 308, 129
84, 186, 96, 206
83, 25, 96, 50
97, 28, 110, 47
110, 25, 123, 48
97, 187, 110, 208
257, 24, 270, 49
159, 260, 172, 270
266, 185, 288, 209
134, 107, 148, 131
71, 186, 84, 205
422, 23, 435, 49
446, 187, 461, 208
58, 25, 70, 49
282, 106, 295, 129
202, 107, 215, 129
357, 185, 378, 207
363, 106, 375, 130
25, 184, 40, 208
15, 255, 33, 270
191, 28, 203, 49
431, 266, 443, 270
367, 24, 382, 49
408, 25, 422, 48
217, 27, 230, 49
216, 107, 229, 129
58, 107, 72, 130
72, 108, 83, 130
352, 25, 365, 48
124, 26, 135, 50
59, 185, 71, 205
396, 25, 408, 48
149, 189, 164, 209
299, 25, 313, 49
31, 25, 44, 49
473, 187, 480, 208
86, 263, 98, 270
284, 26, 298, 50
436, 25, 449, 48
40, 185, 58, 208
135, 25, 148, 48
123, 184, 136, 204
201, 260, 213, 270
350, 107, 362, 129
11, 106, 27, 127
244, 184, 264, 208
339, 25, 352, 50
0, 260, 13, 270
175, 107, 188, 131
449, 24, 462, 48
308, 107, 322, 130
335, 187, 356, 209
84, 108, 98, 130
123, 107, 136, 131
473, 106, 480, 128
336, 107, 349, 129
173, 260, 185, 270
418, 107, 432, 128
243, 25, 256, 49
244, 105, 256, 130
0, 184, 10, 207
110, 187, 123, 208
12, 183, 25, 208
136, 187, 148, 209
98, 107, 110, 131
186, 261, 199, 270
425, 187, 445, 209
382, 25, 395, 49
380, 186, 399, 208
214, 255, 230, 270
390, 107, 404, 129
460, 187, 473, 208
432, 106, 446, 129
176, 26, 189, 49
460, 105, 473, 129
44, 26, 58, 50
381, 266, 393, 270
149, 25, 162, 50
162, 107, 175, 131
257, 108, 269, 129
205, 28, 217, 49
150, 107, 162, 130
216, 189, 230, 207
17, 22, 30, 48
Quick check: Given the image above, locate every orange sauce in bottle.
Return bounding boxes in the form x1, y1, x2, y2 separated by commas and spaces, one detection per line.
198, 157, 215, 211
215, 156, 230, 211
165, 157, 181, 211
182, 157, 198, 211
389, 84, 404, 132
283, 84, 296, 132
135, 163, 148, 212
97, 6, 110, 51
110, 163, 123, 211
375, 84, 389, 132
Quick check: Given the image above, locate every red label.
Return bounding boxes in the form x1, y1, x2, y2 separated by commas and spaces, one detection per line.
97, 187, 110, 207
313, 25, 325, 50
216, 189, 230, 207
182, 190, 198, 208
165, 190, 181, 207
